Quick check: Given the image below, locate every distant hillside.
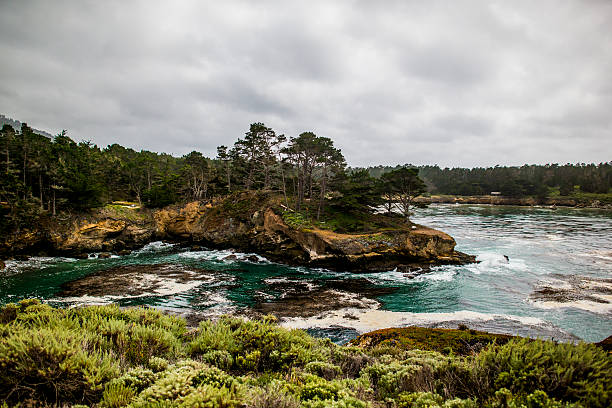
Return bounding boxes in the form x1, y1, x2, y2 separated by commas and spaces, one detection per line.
0, 114, 53, 138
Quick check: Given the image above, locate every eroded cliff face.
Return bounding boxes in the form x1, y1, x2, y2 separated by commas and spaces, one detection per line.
151, 192, 474, 271
0, 192, 474, 272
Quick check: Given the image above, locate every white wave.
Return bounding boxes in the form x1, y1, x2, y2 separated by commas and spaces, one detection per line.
179, 249, 235, 261
262, 276, 319, 291
178, 249, 269, 264
545, 234, 564, 241
133, 241, 176, 253
529, 296, 612, 314
1, 256, 77, 275
54, 269, 208, 306
413, 270, 456, 282
476, 253, 510, 267
529, 295, 612, 314
281, 308, 547, 335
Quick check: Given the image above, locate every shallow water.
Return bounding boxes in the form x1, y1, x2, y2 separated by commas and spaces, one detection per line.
1, 204, 610, 344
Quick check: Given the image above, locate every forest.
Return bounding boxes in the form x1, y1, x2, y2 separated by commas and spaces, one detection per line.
366, 163, 611, 198
1, 121, 610, 235
0, 122, 425, 235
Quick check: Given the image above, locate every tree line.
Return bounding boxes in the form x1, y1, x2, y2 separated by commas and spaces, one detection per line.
365, 163, 611, 198
0, 122, 425, 234
2, 121, 609, 235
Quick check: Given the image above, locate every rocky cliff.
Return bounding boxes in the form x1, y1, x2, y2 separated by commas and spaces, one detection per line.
1, 192, 474, 272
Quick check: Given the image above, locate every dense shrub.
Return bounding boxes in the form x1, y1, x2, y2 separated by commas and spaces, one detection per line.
188, 316, 328, 372
0, 301, 609, 408
475, 339, 611, 407
100, 382, 136, 408
0, 326, 119, 404
248, 382, 300, 408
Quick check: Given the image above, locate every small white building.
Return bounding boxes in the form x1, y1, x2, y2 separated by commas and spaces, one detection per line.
490, 192, 502, 196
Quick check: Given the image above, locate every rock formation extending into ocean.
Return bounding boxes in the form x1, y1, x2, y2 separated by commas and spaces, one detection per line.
1, 191, 474, 272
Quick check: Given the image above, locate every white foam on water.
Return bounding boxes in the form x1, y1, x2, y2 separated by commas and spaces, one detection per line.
530, 275, 612, 313
54, 269, 209, 306
536, 277, 573, 290
529, 296, 612, 314
263, 277, 319, 291
178, 249, 270, 264
133, 241, 176, 253
179, 249, 236, 261
413, 270, 456, 282
1, 256, 77, 275
364, 270, 414, 284
281, 308, 547, 335
545, 234, 564, 241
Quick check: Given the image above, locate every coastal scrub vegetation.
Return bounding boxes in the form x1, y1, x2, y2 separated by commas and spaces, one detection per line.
1, 300, 610, 407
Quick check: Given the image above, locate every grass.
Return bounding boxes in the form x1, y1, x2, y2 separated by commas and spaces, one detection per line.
1, 300, 610, 407
102, 204, 149, 222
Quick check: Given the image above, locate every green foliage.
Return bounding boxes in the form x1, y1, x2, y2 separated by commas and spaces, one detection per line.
248, 382, 300, 408
178, 384, 241, 408
199, 350, 234, 371
331, 169, 384, 216
304, 361, 343, 380
397, 392, 477, 408
188, 316, 326, 373
281, 210, 313, 230
100, 382, 136, 408
0, 302, 609, 408
475, 339, 611, 407
0, 325, 119, 404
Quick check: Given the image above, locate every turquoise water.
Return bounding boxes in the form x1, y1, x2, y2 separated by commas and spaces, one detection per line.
1, 204, 611, 343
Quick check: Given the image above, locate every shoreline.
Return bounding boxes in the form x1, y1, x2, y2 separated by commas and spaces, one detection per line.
0, 192, 476, 272
414, 194, 612, 209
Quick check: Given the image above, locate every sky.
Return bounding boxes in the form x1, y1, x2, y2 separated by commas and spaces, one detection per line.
0, 1, 610, 168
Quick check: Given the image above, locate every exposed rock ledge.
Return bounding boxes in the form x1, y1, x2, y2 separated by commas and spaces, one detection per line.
1, 191, 475, 272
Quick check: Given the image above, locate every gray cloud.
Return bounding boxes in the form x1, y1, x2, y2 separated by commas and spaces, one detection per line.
0, 0, 610, 167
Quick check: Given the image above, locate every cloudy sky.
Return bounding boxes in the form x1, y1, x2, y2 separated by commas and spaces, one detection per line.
0, 1, 610, 167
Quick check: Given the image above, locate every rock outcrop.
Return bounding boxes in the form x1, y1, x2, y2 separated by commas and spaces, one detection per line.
0, 191, 475, 272
152, 191, 474, 272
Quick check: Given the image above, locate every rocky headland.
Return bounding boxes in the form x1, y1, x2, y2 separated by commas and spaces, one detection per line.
0, 191, 474, 272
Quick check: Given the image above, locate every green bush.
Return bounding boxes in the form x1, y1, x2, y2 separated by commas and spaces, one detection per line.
397, 391, 478, 408
0, 302, 609, 408
189, 317, 327, 373
248, 382, 300, 408
475, 339, 611, 407
304, 361, 343, 380
100, 382, 136, 408
178, 384, 241, 408
489, 388, 581, 408
200, 350, 234, 371
0, 326, 119, 405
111, 367, 159, 392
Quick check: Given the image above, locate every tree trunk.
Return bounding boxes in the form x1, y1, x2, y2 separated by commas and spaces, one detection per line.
317, 163, 327, 220
226, 163, 231, 192
39, 172, 43, 210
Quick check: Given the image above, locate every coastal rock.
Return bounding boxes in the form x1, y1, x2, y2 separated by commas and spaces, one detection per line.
0, 260, 4, 270
350, 326, 515, 355
595, 335, 612, 351
48, 214, 154, 255
154, 191, 475, 272
0, 191, 475, 272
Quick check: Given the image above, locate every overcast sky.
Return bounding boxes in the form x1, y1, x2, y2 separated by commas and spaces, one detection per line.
0, 1, 610, 167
